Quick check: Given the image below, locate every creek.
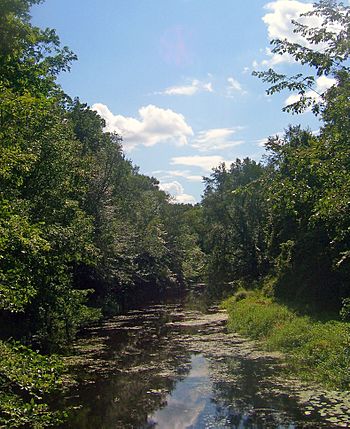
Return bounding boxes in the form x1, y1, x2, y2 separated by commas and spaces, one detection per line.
57, 294, 349, 428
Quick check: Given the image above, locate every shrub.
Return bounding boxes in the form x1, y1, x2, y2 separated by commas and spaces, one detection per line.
0, 341, 66, 428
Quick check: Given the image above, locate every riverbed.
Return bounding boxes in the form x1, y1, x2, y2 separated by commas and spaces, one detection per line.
58, 297, 350, 428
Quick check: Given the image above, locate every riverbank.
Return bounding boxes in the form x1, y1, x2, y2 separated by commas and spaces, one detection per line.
223, 291, 350, 390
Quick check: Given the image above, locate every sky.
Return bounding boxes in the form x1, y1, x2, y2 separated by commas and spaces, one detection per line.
31, 0, 335, 204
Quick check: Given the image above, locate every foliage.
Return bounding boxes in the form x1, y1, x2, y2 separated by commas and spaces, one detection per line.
253, 0, 350, 115
0, 1, 206, 427
0, 0, 76, 96
224, 291, 350, 389
2, 0, 350, 423
202, 159, 268, 285
0, 340, 65, 428
202, 0, 350, 310
340, 298, 350, 321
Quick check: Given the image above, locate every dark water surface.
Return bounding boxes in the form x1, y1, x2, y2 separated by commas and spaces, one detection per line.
57, 297, 347, 428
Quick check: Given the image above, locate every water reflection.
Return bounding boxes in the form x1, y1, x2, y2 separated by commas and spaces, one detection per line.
147, 354, 299, 429
58, 300, 330, 429
148, 355, 212, 429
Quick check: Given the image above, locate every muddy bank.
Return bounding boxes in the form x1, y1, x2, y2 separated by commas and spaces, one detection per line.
58, 302, 350, 428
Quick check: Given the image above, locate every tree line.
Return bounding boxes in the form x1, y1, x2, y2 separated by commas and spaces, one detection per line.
201, 0, 350, 313
0, 1, 205, 425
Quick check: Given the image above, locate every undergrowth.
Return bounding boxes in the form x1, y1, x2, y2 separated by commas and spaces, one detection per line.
223, 291, 350, 389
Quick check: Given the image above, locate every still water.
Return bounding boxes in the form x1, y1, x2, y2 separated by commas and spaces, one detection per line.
58, 297, 347, 428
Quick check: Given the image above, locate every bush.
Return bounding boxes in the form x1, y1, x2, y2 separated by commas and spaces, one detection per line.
0, 341, 66, 428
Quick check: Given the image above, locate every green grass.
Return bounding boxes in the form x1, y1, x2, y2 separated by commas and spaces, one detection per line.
223, 291, 350, 389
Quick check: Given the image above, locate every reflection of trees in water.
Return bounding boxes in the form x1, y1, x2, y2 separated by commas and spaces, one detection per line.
58, 302, 323, 429
65, 372, 179, 429
59, 306, 193, 429
208, 358, 308, 429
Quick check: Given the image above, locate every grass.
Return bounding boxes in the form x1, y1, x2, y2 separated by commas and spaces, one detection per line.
223, 291, 350, 389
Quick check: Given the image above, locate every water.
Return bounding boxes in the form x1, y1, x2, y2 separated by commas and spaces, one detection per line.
57, 298, 348, 428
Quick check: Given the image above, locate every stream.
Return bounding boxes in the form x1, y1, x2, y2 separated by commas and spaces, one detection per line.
57, 295, 350, 428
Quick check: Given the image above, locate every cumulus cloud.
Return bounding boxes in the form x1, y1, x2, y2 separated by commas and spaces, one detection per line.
260, 47, 294, 67
259, 0, 314, 67
159, 181, 196, 204
158, 79, 213, 96
263, 0, 313, 42
316, 75, 337, 92
191, 128, 244, 152
171, 155, 233, 172
92, 103, 193, 151
260, 0, 342, 68
227, 77, 247, 96
285, 75, 336, 107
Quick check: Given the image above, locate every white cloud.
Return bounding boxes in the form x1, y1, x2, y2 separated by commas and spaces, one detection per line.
259, 0, 314, 67
192, 128, 244, 152
284, 75, 336, 107
260, 47, 294, 67
169, 170, 203, 182
157, 79, 213, 96
159, 181, 196, 204
260, 0, 342, 68
153, 170, 203, 182
227, 77, 247, 96
92, 103, 193, 151
263, 1, 313, 42
315, 75, 337, 93
168, 170, 203, 182
171, 155, 233, 172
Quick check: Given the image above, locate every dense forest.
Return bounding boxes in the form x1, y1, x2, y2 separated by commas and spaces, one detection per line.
202, 0, 350, 311
0, 0, 349, 427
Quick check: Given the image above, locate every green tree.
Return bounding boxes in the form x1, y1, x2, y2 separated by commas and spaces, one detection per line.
202, 159, 268, 285
0, 0, 76, 96
253, 0, 350, 115
253, 0, 350, 306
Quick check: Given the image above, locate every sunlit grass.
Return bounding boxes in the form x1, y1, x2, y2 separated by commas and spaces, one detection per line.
223, 291, 350, 389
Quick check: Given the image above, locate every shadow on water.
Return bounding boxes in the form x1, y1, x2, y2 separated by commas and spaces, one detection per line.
56, 293, 338, 429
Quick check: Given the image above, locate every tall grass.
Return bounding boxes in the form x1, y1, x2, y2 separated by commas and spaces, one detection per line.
223, 291, 350, 389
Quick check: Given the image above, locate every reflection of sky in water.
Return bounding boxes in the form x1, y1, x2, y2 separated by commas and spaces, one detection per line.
60, 303, 327, 429
147, 354, 297, 429
148, 354, 213, 429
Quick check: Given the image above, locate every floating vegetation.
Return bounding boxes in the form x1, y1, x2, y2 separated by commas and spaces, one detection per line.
53, 303, 350, 428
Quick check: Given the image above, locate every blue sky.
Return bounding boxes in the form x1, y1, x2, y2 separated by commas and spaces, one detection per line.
31, 0, 332, 203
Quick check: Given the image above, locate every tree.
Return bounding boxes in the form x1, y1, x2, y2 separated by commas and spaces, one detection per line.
0, 2, 94, 426
0, 0, 76, 96
0, 1, 208, 427
202, 159, 268, 285
253, 0, 350, 115
253, 0, 350, 306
